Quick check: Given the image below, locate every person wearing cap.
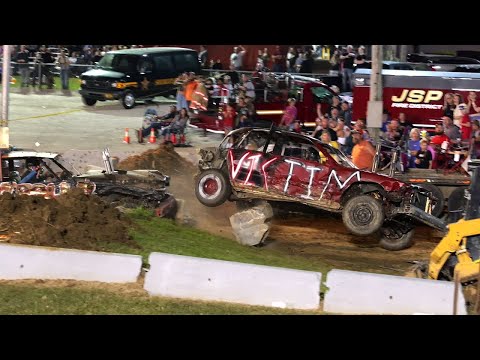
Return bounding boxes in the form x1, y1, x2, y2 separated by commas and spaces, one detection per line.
430, 123, 450, 147
351, 129, 376, 170
280, 98, 297, 130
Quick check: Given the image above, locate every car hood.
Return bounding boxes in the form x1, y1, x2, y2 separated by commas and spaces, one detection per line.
81, 69, 125, 80
358, 169, 408, 192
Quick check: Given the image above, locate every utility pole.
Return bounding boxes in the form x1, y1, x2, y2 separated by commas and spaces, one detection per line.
1, 45, 10, 148
0, 45, 11, 181
399, 45, 408, 62
366, 44, 383, 142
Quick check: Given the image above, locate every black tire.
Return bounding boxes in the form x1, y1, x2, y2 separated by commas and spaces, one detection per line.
195, 169, 231, 207
415, 183, 445, 218
342, 194, 385, 236
122, 90, 136, 109
82, 96, 97, 106
378, 222, 415, 251
447, 186, 468, 224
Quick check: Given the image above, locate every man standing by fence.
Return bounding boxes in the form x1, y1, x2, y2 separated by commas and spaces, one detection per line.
57, 50, 71, 90
16, 45, 31, 87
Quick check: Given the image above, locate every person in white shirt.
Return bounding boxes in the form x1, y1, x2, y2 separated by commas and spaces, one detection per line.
239, 74, 255, 99
230, 45, 246, 70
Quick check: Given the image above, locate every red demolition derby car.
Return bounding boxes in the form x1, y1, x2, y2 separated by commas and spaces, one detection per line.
194, 127, 447, 251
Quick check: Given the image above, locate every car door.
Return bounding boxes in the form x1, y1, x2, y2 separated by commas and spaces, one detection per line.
262, 136, 331, 201
137, 55, 155, 98
227, 130, 277, 193
152, 53, 177, 96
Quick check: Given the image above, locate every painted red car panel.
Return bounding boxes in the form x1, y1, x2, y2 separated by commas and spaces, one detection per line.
224, 131, 408, 211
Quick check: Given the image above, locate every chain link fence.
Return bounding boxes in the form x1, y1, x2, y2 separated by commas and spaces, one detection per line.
2, 62, 94, 90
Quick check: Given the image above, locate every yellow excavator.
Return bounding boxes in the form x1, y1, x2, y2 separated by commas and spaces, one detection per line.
412, 159, 480, 312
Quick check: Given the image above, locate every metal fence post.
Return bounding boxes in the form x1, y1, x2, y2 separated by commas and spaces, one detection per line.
38, 62, 42, 89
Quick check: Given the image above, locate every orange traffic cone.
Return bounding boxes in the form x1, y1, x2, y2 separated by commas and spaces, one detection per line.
123, 128, 130, 144
149, 128, 156, 144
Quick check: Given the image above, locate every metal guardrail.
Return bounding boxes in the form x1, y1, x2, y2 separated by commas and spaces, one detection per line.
200, 68, 337, 79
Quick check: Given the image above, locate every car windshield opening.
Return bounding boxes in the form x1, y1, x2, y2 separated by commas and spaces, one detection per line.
97, 54, 139, 73
321, 145, 357, 168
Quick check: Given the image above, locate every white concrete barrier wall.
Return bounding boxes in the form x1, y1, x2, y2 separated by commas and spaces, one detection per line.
144, 252, 322, 310
0, 243, 142, 283
323, 269, 467, 315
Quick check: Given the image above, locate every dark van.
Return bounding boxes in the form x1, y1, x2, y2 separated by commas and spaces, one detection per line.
79, 47, 200, 109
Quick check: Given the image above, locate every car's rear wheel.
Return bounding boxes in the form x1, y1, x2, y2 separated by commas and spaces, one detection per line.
447, 186, 468, 224
415, 183, 445, 218
195, 169, 231, 207
122, 91, 136, 109
378, 220, 415, 251
342, 194, 385, 236
82, 96, 97, 106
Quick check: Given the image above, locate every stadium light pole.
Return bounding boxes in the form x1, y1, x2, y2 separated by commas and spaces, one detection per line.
1, 45, 10, 129
366, 44, 383, 141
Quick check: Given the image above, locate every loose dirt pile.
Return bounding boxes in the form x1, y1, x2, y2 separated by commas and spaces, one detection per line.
0, 188, 134, 251
119, 144, 236, 237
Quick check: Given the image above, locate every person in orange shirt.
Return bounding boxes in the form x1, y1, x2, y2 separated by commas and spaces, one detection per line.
184, 72, 198, 109
351, 130, 376, 170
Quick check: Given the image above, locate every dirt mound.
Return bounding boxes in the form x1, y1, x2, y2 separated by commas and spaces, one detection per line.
119, 144, 236, 238
0, 188, 134, 251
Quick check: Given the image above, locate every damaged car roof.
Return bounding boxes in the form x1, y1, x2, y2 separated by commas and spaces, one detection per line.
2, 151, 59, 159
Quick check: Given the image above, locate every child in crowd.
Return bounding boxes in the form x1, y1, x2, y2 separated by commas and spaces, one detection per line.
415, 139, 433, 169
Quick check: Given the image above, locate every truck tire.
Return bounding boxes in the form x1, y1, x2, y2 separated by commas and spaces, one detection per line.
447, 186, 468, 224
195, 169, 231, 207
342, 194, 385, 236
122, 91, 136, 109
416, 183, 445, 218
82, 96, 97, 106
378, 222, 415, 251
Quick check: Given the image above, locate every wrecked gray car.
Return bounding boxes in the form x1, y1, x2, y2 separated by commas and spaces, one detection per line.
0, 148, 176, 217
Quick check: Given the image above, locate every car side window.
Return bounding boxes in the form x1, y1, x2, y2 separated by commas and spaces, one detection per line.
173, 53, 200, 73
138, 58, 153, 74
153, 54, 175, 77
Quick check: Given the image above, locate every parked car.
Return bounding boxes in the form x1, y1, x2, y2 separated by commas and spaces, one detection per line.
79, 47, 201, 109
406, 53, 480, 72
354, 61, 433, 71
194, 127, 446, 251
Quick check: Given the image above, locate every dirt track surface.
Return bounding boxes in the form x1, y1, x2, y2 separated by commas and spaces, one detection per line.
0, 188, 134, 251
119, 145, 439, 275
268, 214, 440, 275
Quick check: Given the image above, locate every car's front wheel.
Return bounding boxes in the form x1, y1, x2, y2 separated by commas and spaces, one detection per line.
342, 194, 385, 236
195, 169, 231, 207
82, 96, 97, 106
122, 90, 136, 109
